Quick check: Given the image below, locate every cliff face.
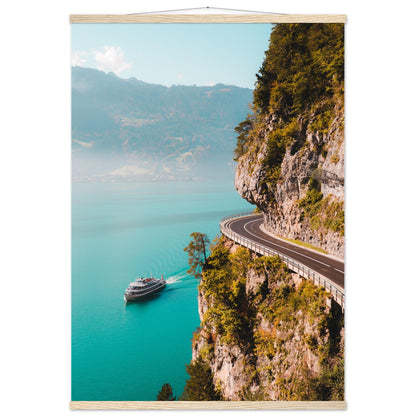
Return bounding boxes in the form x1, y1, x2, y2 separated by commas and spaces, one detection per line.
233, 23, 345, 258
235, 102, 344, 258
185, 23, 345, 402
191, 240, 344, 401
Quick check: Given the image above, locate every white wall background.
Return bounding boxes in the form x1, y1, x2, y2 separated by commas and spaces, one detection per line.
1, 1, 415, 415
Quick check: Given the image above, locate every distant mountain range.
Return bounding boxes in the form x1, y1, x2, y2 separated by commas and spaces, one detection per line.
71, 67, 253, 182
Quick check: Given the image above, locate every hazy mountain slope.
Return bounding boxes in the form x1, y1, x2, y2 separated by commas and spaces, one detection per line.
71, 67, 253, 181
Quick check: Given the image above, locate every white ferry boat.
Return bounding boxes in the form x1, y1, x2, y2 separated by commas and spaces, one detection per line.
124, 276, 166, 302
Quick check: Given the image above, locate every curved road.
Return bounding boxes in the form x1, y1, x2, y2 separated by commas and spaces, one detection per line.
226, 214, 344, 289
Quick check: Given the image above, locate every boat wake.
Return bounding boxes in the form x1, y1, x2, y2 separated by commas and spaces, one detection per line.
161, 270, 197, 293
165, 269, 190, 284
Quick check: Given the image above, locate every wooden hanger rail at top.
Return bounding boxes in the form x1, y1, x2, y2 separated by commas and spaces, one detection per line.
70, 6, 346, 23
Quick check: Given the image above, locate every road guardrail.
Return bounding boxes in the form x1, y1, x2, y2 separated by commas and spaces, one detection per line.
220, 213, 344, 310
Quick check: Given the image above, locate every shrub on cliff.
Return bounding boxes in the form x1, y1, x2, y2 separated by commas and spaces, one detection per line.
307, 356, 344, 400
156, 383, 176, 401
180, 356, 222, 401
298, 178, 344, 235
200, 241, 255, 346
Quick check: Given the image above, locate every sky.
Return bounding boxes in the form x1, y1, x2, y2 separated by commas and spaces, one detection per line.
71, 23, 272, 89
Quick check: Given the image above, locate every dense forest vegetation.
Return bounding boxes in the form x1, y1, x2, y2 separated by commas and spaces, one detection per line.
235, 23, 344, 179
253, 23, 344, 117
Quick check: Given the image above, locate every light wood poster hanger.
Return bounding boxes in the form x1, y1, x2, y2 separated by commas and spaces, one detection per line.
70, 7, 347, 23
70, 7, 346, 410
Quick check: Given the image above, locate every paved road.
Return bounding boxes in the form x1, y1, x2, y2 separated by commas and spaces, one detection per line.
226, 214, 344, 289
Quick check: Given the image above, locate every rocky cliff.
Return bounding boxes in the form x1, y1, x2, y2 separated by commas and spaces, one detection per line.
189, 239, 344, 401
234, 23, 345, 258
235, 101, 344, 258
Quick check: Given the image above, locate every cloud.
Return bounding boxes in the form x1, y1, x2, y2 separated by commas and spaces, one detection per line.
73, 139, 93, 148
93, 46, 131, 75
71, 51, 88, 67
106, 165, 151, 177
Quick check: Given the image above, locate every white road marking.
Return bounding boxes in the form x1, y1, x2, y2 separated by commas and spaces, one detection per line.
237, 217, 332, 268
335, 268, 344, 274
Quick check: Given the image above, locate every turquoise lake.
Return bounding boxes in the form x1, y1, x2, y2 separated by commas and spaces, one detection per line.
71, 180, 252, 401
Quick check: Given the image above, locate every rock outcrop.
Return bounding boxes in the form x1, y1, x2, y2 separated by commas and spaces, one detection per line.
233, 23, 345, 258
235, 103, 344, 258
191, 240, 344, 401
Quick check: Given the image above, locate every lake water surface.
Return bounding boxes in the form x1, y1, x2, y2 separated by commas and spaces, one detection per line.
72, 181, 252, 400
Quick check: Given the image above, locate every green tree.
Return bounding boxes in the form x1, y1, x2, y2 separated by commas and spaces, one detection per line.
156, 383, 176, 401
253, 23, 344, 117
180, 356, 221, 401
234, 115, 253, 159
184, 232, 210, 279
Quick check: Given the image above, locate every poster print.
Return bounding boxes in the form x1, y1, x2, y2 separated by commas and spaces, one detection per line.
71, 15, 345, 409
